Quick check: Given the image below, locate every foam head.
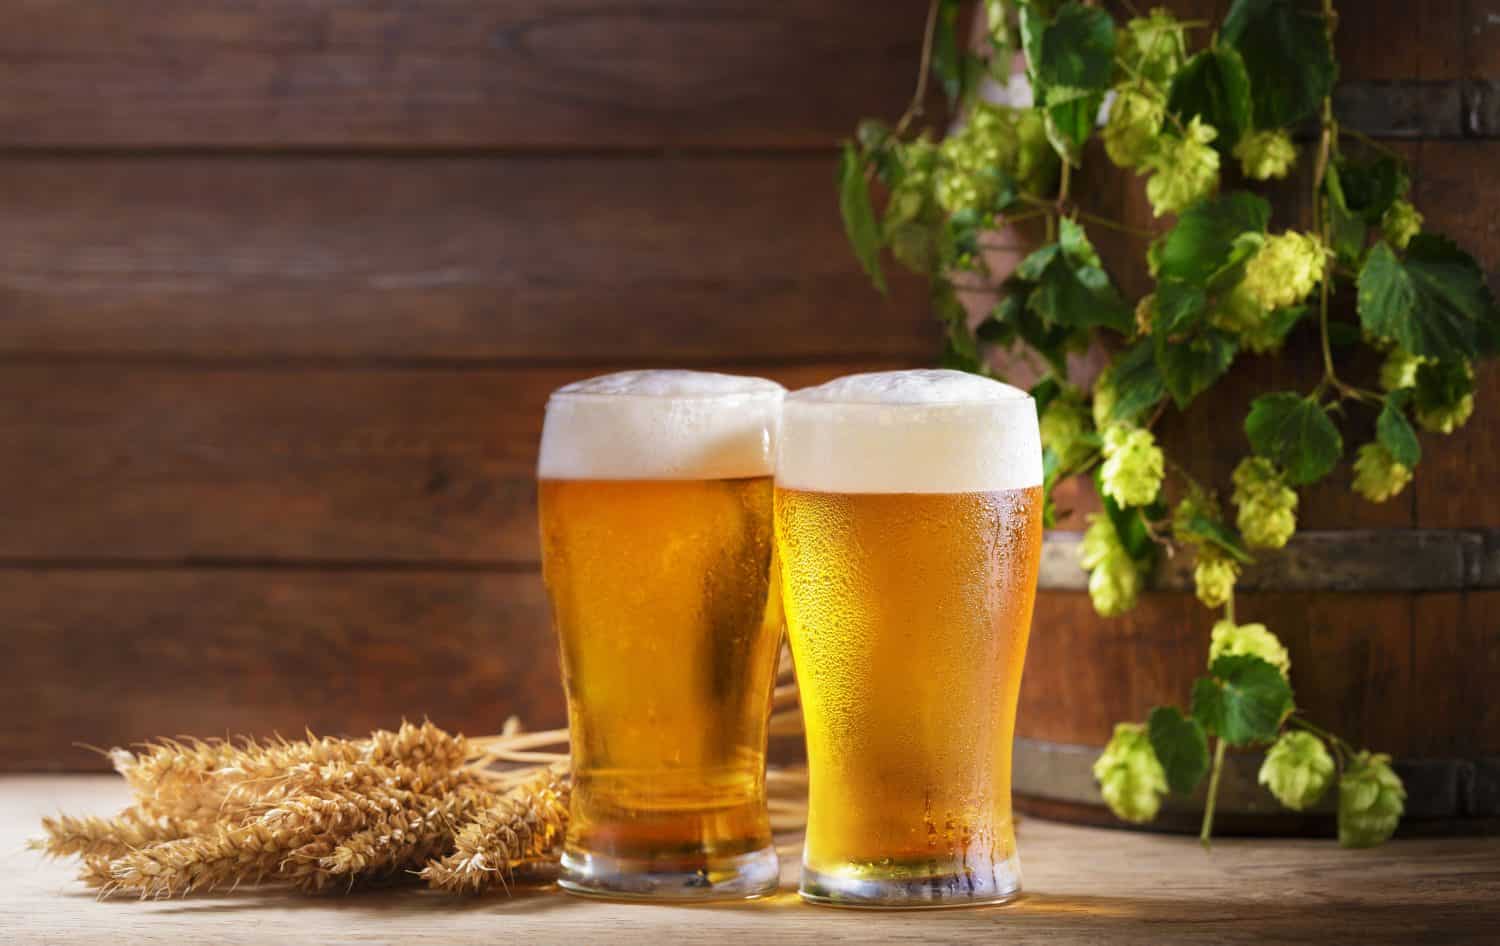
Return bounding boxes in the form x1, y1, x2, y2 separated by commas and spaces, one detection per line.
776, 369, 1041, 494
538, 370, 786, 480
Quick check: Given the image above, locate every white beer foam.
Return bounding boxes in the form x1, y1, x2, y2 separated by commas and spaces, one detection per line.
777, 369, 1042, 494
538, 370, 785, 480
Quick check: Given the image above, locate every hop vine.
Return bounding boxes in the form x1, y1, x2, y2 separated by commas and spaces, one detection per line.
838, 0, 1498, 848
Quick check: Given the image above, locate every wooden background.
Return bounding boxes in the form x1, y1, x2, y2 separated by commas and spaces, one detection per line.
3, 1, 1497, 770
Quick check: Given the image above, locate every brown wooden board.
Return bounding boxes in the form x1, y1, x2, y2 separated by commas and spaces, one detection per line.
1014, 589, 1498, 760
0, 155, 932, 362
0, 362, 913, 566
0, 1, 932, 149
3, 569, 563, 772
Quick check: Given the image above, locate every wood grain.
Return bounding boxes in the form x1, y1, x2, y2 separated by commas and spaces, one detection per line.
5, 775, 1499, 945
0, 155, 932, 362
0, 363, 910, 565
0, 1, 932, 149
3, 569, 563, 772
1016, 590, 1493, 758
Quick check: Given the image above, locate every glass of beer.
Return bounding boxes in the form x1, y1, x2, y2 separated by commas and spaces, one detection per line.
775, 369, 1043, 908
537, 370, 785, 900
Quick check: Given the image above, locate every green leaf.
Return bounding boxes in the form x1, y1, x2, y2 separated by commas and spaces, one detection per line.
1323, 162, 1370, 266
993, 278, 1073, 377
1377, 394, 1422, 467
837, 142, 887, 295
1358, 236, 1497, 362
931, 0, 966, 105
1154, 280, 1209, 337
1023, 242, 1134, 334
1167, 46, 1253, 149
1027, 1, 1115, 162
1108, 339, 1167, 424
1100, 485, 1157, 564
1156, 329, 1238, 409
1030, 376, 1064, 416
1191, 654, 1294, 746
1222, 0, 1337, 128
1244, 392, 1343, 485
1178, 514, 1255, 565
1148, 706, 1211, 795
1156, 192, 1272, 285
1059, 217, 1103, 269
1333, 155, 1407, 224
1034, 2, 1114, 92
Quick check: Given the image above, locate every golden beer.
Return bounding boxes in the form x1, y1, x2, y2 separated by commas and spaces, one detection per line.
775, 370, 1044, 908
537, 371, 785, 900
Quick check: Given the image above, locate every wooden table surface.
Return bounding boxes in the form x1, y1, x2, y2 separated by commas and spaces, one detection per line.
3, 776, 1496, 945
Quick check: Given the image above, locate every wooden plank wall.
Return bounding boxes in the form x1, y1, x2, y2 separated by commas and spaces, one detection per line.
4, 1, 1497, 769
2, 2, 937, 769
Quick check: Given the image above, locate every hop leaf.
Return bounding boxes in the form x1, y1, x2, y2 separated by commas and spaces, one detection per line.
1381, 199, 1423, 250
1194, 553, 1240, 609
1100, 425, 1165, 507
1231, 457, 1298, 550
1191, 653, 1294, 746
1258, 731, 1335, 811
1352, 442, 1413, 503
1092, 722, 1168, 823
1104, 86, 1164, 169
1233, 129, 1297, 180
1209, 619, 1291, 677
1080, 513, 1142, 617
1142, 117, 1220, 217
1039, 387, 1095, 471
1338, 752, 1406, 848
1241, 232, 1328, 311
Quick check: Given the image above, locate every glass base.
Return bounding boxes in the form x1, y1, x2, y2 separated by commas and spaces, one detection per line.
798, 856, 1021, 910
558, 845, 780, 902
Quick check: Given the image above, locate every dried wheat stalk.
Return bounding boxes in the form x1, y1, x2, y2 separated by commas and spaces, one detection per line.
37, 654, 811, 900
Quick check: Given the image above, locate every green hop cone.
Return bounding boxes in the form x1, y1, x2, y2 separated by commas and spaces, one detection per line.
1091, 367, 1120, 431
1233, 129, 1298, 181
1012, 108, 1059, 197
1232, 457, 1299, 550
1100, 425, 1165, 508
1143, 117, 1220, 217
1241, 232, 1328, 311
1352, 442, 1413, 503
1381, 199, 1423, 250
1414, 361, 1475, 434
1379, 347, 1425, 392
1416, 393, 1474, 434
1104, 87, 1164, 170
1134, 293, 1156, 335
1080, 513, 1142, 617
1116, 8, 1187, 87
1338, 751, 1406, 848
1209, 619, 1291, 676
1258, 731, 1335, 811
1209, 284, 1288, 355
1193, 553, 1239, 609
1092, 722, 1168, 824
984, 0, 1009, 48
1040, 388, 1095, 471
1171, 490, 1216, 543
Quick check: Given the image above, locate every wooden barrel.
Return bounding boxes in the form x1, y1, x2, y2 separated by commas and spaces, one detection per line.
1000, 1, 1500, 835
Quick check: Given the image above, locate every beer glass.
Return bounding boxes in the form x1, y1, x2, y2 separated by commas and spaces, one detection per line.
774, 369, 1043, 908
537, 370, 785, 900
